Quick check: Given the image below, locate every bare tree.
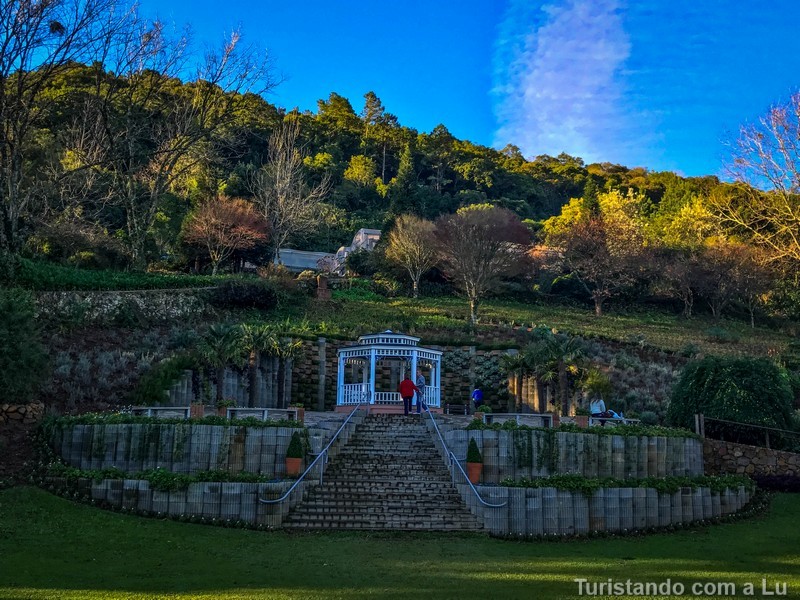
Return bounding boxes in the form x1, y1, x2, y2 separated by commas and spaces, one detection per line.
183, 196, 267, 275
249, 119, 329, 262
385, 214, 438, 298
64, 12, 276, 268
435, 205, 529, 325
552, 217, 646, 316
0, 0, 119, 256
717, 92, 800, 267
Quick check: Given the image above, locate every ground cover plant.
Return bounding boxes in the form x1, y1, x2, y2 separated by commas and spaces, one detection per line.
0, 487, 798, 599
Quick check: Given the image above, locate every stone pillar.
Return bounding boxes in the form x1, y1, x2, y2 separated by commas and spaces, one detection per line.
317, 337, 326, 411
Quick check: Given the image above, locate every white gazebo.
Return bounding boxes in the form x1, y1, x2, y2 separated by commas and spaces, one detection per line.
336, 331, 443, 413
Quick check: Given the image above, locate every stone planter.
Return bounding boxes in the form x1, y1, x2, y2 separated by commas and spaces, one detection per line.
466, 462, 483, 484
285, 457, 303, 477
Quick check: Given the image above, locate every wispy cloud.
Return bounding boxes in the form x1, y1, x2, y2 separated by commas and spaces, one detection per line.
493, 0, 646, 165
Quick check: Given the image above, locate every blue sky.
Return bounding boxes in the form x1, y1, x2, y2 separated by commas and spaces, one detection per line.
139, 0, 800, 177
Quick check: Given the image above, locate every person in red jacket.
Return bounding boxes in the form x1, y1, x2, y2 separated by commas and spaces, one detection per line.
398, 376, 421, 416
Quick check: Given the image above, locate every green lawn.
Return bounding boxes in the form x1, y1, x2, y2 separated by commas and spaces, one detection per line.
1, 487, 798, 599
279, 295, 792, 357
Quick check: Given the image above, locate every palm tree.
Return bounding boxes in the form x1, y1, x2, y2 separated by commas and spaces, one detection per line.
500, 351, 528, 412
199, 324, 245, 405
241, 323, 278, 408
544, 333, 585, 416
272, 337, 304, 408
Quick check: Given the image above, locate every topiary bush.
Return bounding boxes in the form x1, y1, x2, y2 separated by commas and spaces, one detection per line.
0, 288, 49, 403
286, 431, 304, 459
667, 356, 795, 441
207, 280, 279, 311
466, 438, 482, 463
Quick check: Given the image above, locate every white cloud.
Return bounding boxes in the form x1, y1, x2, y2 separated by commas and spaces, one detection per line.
493, 0, 645, 164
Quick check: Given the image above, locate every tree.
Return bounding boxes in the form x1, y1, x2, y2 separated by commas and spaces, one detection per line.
65, 14, 275, 268
240, 323, 277, 408
199, 324, 244, 405
385, 215, 438, 298
0, 0, 117, 258
250, 120, 329, 262
716, 92, 800, 268
182, 197, 268, 275
435, 204, 530, 325
731, 246, 774, 328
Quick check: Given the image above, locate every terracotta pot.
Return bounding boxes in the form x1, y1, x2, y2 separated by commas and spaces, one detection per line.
573, 415, 589, 429
217, 407, 228, 417
190, 404, 205, 419
292, 408, 305, 423
286, 457, 303, 477
466, 462, 483, 485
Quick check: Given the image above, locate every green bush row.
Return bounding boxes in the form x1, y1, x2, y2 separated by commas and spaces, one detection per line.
42, 413, 304, 430
13, 257, 230, 291
46, 464, 278, 491
465, 419, 698, 439
498, 473, 755, 496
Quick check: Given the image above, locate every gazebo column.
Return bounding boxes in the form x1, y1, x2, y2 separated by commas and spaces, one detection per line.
436, 361, 441, 407
337, 354, 345, 406
369, 349, 376, 404
410, 350, 418, 409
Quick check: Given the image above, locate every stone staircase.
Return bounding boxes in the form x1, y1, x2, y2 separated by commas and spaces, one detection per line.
284, 414, 480, 531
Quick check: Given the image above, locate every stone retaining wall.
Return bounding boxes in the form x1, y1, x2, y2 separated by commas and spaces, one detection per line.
439, 428, 704, 482
460, 484, 750, 536
703, 438, 800, 476
0, 401, 45, 425
36, 288, 209, 323
51, 415, 361, 478
47, 477, 304, 528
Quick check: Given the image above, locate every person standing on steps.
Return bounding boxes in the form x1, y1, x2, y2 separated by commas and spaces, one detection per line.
415, 368, 427, 413
399, 375, 421, 416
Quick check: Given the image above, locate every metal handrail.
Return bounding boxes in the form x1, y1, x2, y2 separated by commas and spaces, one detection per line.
423, 407, 506, 508
259, 404, 363, 504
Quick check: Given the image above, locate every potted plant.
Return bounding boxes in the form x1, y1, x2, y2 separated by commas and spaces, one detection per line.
290, 402, 305, 424
190, 402, 205, 419
285, 431, 304, 477
216, 398, 236, 417
466, 438, 483, 484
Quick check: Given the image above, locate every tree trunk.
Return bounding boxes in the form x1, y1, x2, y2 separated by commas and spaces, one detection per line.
412, 278, 419, 298
514, 373, 522, 412
558, 361, 569, 415
216, 366, 226, 404
211, 261, 219, 276
535, 379, 547, 413
469, 297, 479, 326
248, 350, 260, 408
276, 358, 285, 409
593, 296, 603, 316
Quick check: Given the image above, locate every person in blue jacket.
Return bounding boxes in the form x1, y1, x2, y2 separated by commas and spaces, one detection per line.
471, 388, 483, 414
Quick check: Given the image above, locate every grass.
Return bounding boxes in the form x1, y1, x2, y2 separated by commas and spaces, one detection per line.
1, 487, 799, 599
275, 295, 793, 358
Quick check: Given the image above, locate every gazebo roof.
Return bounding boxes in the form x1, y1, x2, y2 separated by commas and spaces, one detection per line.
338, 330, 442, 357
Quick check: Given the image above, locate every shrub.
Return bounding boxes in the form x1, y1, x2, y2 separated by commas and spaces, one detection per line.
130, 353, 197, 406
639, 410, 659, 426
667, 356, 795, 435
466, 438, 482, 463
476, 405, 492, 413
706, 326, 740, 344
0, 288, 48, 402
207, 280, 279, 311
753, 474, 800, 493
286, 431, 304, 458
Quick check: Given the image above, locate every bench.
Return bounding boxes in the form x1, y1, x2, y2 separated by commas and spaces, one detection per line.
444, 404, 468, 415
589, 417, 641, 427
226, 407, 299, 421
129, 406, 191, 419
482, 413, 554, 428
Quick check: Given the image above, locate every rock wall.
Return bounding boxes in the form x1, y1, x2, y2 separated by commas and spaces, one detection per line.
51, 415, 361, 478
461, 484, 751, 536
36, 288, 209, 323
437, 427, 704, 482
46, 477, 305, 528
703, 438, 800, 476
0, 401, 45, 425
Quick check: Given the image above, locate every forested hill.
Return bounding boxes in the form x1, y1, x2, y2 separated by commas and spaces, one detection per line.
20, 61, 727, 259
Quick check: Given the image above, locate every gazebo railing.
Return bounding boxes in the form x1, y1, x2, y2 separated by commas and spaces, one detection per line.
341, 383, 370, 405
